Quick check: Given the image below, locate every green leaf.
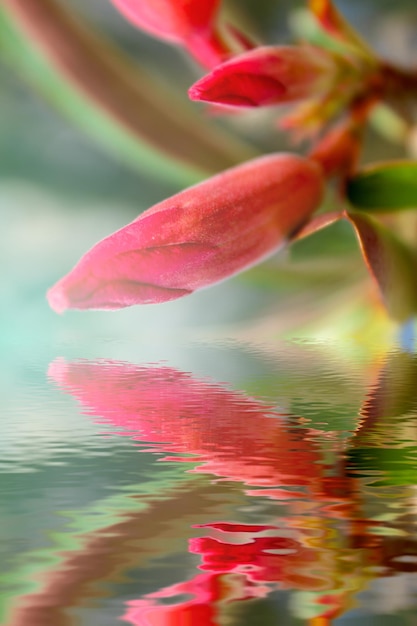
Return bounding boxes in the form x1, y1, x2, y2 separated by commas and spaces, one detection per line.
347, 161, 417, 211
347, 211, 417, 321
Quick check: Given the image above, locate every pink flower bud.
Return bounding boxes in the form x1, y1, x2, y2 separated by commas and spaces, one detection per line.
47, 154, 324, 312
189, 45, 335, 107
110, 0, 230, 67
48, 359, 322, 489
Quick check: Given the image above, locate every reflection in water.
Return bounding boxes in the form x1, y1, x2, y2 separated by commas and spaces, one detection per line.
5, 352, 417, 625
48, 358, 326, 496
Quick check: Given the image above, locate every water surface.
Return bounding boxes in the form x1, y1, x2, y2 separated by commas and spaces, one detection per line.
2, 337, 417, 625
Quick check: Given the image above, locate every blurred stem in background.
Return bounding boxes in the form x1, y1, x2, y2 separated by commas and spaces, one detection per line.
0, 0, 256, 188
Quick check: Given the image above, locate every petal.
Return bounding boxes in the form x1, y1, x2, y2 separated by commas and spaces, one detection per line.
110, 0, 232, 67
111, 0, 221, 42
47, 154, 324, 312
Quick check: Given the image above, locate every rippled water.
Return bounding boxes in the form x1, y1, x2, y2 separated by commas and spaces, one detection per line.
2, 336, 417, 626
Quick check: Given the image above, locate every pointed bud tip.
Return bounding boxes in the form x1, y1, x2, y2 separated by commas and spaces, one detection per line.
188, 84, 258, 107
47, 285, 68, 314
189, 72, 286, 108
188, 84, 204, 101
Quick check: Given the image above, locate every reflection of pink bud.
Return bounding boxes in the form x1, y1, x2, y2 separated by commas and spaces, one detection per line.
47, 154, 323, 312
48, 360, 321, 492
189, 46, 335, 107
110, 0, 229, 67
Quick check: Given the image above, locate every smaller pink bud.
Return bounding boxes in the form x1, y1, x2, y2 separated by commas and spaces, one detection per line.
189, 45, 336, 108
47, 154, 324, 313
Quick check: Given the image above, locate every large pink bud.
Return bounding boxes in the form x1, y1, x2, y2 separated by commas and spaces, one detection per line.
47, 154, 324, 313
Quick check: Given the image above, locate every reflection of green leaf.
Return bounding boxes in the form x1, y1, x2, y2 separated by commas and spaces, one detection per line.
347, 161, 417, 211
359, 351, 417, 423
348, 446, 417, 486
347, 211, 417, 321
349, 351, 417, 486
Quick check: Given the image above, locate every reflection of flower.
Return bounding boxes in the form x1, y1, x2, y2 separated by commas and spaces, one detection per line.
47, 155, 323, 312
123, 518, 334, 626
122, 519, 357, 625
191, 528, 326, 589
48, 358, 323, 495
47, 355, 417, 625
125, 572, 260, 626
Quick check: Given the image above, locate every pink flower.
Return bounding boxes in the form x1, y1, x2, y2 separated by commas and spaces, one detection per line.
110, 0, 231, 67
47, 154, 323, 313
189, 45, 336, 108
